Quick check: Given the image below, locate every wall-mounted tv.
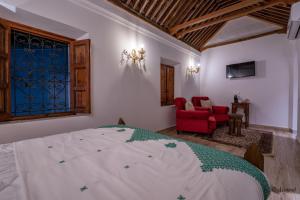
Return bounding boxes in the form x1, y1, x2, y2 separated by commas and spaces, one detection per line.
226, 61, 255, 79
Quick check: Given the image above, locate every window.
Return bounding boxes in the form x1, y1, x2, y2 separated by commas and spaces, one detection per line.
10, 30, 70, 116
160, 64, 174, 106
0, 19, 91, 122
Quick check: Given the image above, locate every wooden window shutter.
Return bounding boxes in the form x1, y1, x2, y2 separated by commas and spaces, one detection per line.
160, 64, 167, 106
160, 64, 174, 106
70, 39, 91, 113
0, 21, 10, 121
166, 66, 174, 105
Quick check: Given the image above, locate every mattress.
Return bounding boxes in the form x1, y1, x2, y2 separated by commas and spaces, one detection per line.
0, 126, 270, 200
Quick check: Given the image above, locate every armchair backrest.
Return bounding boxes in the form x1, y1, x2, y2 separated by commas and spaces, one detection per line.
191, 96, 209, 107
174, 98, 186, 110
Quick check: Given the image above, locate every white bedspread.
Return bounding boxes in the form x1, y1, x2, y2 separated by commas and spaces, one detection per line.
1, 128, 265, 200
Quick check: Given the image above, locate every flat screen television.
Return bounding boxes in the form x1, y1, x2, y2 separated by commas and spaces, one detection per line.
226, 61, 255, 79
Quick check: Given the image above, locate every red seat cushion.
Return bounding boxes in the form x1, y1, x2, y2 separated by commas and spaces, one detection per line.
176, 110, 210, 120
192, 96, 230, 124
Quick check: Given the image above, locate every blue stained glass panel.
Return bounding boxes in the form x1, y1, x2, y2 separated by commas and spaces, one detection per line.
10, 30, 70, 117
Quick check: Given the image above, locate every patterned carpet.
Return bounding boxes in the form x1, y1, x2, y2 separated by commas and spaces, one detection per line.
203, 127, 273, 154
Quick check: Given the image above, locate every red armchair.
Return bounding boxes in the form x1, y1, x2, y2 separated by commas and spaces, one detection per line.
174, 98, 216, 135
191, 96, 229, 124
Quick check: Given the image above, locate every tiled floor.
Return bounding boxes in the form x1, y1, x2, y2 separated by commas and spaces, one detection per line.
158, 126, 300, 200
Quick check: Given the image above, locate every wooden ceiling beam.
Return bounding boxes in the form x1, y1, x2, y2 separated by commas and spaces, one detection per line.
178, 0, 218, 30
199, 22, 227, 49
248, 14, 285, 27
133, 0, 140, 10
272, 5, 291, 12
163, 0, 186, 27
251, 13, 287, 25
139, 0, 149, 14
176, 0, 287, 39
145, 0, 158, 17
184, 0, 215, 22
156, 0, 173, 23
150, 0, 165, 20
170, 0, 264, 35
196, 24, 222, 48
181, 1, 220, 44
194, 29, 214, 47
218, 0, 240, 8
265, 7, 290, 16
167, 0, 197, 27
160, 0, 180, 26
126, 0, 132, 5
106, 0, 296, 53
261, 8, 290, 19
174, 0, 199, 26
201, 28, 285, 51
255, 10, 288, 23
182, 1, 204, 24
191, 30, 208, 47
189, 30, 206, 45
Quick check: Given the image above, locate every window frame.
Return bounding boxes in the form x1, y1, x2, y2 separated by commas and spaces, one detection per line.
0, 18, 78, 122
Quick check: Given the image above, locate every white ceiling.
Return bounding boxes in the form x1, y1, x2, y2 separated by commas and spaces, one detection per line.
206, 16, 282, 46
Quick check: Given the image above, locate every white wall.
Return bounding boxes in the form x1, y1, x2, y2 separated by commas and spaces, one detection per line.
296, 40, 300, 142
200, 35, 296, 129
0, 0, 201, 144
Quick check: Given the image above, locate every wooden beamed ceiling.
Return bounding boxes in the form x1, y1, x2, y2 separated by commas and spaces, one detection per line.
107, 0, 298, 51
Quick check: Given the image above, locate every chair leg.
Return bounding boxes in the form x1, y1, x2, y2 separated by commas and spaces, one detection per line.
177, 130, 181, 134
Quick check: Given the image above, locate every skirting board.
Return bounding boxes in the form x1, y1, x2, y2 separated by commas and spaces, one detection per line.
248, 124, 292, 133
157, 126, 176, 133
158, 124, 293, 133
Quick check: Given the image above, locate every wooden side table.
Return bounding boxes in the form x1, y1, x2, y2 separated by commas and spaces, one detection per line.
232, 102, 250, 128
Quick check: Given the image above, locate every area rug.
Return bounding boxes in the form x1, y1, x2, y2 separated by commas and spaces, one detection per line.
205, 127, 273, 155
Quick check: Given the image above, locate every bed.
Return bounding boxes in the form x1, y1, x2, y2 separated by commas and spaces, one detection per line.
0, 125, 270, 200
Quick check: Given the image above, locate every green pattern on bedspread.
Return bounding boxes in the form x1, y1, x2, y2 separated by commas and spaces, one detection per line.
100, 125, 270, 199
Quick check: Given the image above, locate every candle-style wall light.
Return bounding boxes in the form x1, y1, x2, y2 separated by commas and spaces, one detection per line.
121, 45, 145, 65
186, 64, 200, 75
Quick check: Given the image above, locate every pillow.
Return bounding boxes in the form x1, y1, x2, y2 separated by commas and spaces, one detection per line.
185, 101, 195, 111
200, 99, 212, 109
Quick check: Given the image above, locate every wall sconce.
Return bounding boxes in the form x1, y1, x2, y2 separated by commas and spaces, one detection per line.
121, 47, 145, 65
187, 65, 200, 74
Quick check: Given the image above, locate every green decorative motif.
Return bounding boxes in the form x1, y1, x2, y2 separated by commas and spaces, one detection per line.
185, 141, 270, 200
177, 195, 186, 200
80, 186, 88, 192
100, 125, 270, 199
117, 129, 126, 132
165, 143, 177, 148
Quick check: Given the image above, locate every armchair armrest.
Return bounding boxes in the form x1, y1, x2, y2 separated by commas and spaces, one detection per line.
212, 106, 229, 114
176, 110, 210, 120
